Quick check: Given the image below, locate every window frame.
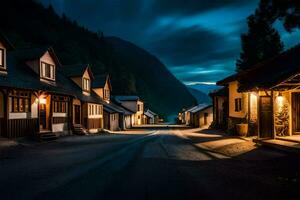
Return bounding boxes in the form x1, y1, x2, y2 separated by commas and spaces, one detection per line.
0, 48, 5, 70
82, 78, 90, 92
52, 96, 69, 113
234, 98, 242, 112
9, 91, 31, 113
40, 61, 55, 80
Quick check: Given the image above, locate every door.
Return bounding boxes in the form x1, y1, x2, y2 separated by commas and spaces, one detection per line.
39, 104, 47, 130
292, 93, 300, 134
259, 96, 273, 138
204, 113, 208, 125
74, 105, 81, 124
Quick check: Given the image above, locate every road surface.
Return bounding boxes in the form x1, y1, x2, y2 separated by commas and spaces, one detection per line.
0, 128, 300, 200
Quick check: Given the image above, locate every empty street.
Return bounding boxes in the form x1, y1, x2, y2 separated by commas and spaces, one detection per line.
1, 127, 300, 200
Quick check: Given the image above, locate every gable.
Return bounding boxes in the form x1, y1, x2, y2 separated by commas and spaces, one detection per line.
40, 51, 56, 66
83, 67, 91, 80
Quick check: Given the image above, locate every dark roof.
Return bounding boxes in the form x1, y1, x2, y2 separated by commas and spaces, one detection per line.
0, 33, 14, 50
0, 50, 103, 104
92, 74, 111, 89
103, 102, 125, 114
189, 104, 212, 114
115, 95, 140, 101
13, 46, 61, 66
217, 73, 238, 86
62, 64, 94, 79
209, 87, 228, 97
217, 44, 300, 92
237, 44, 300, 91
0, 51, 73, 96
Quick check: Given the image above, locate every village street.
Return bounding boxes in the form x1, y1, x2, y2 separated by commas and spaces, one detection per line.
1, 127, 300, 200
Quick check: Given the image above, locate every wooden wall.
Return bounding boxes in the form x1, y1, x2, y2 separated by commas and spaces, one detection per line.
5, 119, 38, 138
84, 118, 102, 129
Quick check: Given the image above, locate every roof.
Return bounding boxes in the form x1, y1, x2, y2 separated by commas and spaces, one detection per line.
62, 64, 94, 79
217, 44, 300, 92
0, 33, 14, 50
13, 46, 61, 66
115, 95, 140, 101
189, 104, 212, 114
0, 49, 103, 104
92, 74, 111, 89
217, 73, 239, 86
209, 87, 228, 97
103, 102, 127, 114
237, 44, 300, 91
0, 50, 73, 96
144, 109, 157, 117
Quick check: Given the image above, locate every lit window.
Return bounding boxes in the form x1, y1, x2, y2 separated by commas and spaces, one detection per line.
0, 48, 4, 68
10, 91, 31, 113
83, 78, 90, 92
41, 62, 55, 80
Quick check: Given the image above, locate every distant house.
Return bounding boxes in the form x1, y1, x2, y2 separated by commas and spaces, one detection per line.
187, 104, 213, 128
144, 109, 158, 124
115, 96, 145, 125
217, 44, 300, 139
209, 87, 228, 130
184, 105, 198, 125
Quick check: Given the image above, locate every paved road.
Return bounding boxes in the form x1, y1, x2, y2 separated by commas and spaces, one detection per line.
1, 129, 300, 200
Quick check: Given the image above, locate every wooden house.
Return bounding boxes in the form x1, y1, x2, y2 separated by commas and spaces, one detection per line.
187, 104, 213, 128
217, 44, 300, 139
144, 109, 158, 124
115, 96, 145, 125
0, 44, 75, 138
62, 64, 104, 134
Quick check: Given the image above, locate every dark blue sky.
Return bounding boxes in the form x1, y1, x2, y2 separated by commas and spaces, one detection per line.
41, 0, 300, 88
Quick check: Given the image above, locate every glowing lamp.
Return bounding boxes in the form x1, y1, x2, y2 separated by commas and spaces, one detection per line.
39, 97, 46, 105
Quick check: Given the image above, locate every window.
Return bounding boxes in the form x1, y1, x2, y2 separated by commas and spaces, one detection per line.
234, 98, 242, 112
41, 62, 55, 80
83, 78, 90, 92
52, 96, 68, 113
0, 48, 4, 69
137, 104, 141, 111
104, 89, 110, 99
9, 91, 31, 113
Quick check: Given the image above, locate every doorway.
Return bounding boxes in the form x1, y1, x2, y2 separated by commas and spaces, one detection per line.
74, 105, 81, 124
292, 93, 300, 134
39, 103, 47, 130
259, 96, 273, 138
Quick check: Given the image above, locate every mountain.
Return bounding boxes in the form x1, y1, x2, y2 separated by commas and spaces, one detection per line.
189, 84, 221, 94
188, 87, 211, 104
0, 0, 196, 118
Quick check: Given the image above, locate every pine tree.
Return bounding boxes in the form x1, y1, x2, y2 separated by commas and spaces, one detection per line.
236, 14, 284, 71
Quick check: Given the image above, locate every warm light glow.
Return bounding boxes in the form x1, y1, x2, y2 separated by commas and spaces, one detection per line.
250, 93, 258, 122
277, 95, 284, 108
39, 97, 46, 105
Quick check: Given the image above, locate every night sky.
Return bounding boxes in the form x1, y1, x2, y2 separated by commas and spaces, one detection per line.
41, 0, 300, 92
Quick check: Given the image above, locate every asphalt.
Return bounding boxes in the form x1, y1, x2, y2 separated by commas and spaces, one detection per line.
1, 129, 300, 200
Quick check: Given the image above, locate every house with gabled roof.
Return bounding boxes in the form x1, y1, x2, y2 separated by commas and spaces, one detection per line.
0, 42, 75, 138
62, 64, 105, 134
144, 109, 158, 124
115, 95, 145, 125
217, 44, 300, 139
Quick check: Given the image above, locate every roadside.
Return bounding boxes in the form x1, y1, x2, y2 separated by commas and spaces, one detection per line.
176, 127, 287, 160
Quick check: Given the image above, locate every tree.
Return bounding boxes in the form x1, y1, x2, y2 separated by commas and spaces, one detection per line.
257, 0, 300, 32
236, 14, 284, 71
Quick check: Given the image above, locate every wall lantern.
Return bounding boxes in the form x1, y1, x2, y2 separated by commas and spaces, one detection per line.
276, 92, 284, 110
39, 97, 47, 105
